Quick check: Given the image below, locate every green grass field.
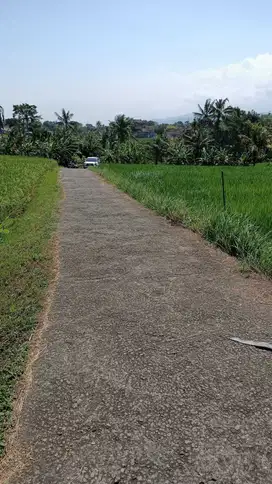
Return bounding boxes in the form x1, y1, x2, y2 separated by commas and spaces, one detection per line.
0, 156, 59, 454
96, 163, 272, 276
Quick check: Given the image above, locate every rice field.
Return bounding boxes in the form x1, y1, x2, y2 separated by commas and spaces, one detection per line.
95, 163, 272, 276
0, 156, 56, 223
0, 156, 59, 454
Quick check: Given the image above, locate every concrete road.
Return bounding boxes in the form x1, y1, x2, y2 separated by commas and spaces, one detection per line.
9, 169, 272, 483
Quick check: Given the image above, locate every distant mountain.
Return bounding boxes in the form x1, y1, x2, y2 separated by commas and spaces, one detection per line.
153, 113, 194, 124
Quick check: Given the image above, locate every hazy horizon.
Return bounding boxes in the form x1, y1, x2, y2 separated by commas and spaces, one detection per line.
2, 1, 272, 123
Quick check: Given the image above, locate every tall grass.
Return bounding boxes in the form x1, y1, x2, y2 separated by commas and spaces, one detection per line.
0, 156, 59, 454
96, 164, 272, 276
0, 156, 57, 222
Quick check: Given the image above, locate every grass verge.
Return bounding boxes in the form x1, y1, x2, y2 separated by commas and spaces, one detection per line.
0, 157, 60, 455
94, 164, 272, 277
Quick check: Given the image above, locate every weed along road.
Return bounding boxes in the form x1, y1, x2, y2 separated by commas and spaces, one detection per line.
9, 168, 272, 484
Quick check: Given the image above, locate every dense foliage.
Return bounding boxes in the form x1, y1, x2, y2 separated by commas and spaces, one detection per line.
1, 100, 272, 166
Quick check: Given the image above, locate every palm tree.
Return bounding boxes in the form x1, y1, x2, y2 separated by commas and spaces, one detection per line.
95, 120, 105, 141
110, 114, 133, 144
213, 98, 232, 126
101, 126, 111, 148
210, 98, 233, 146
95, 120, 103, 132
184, 126, 212, 160
0, 106, 4, 130
55, 109, 74, 129
13, 104, 40, 132
194, 99, 215, 125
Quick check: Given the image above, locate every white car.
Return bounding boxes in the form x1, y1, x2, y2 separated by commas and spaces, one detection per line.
84, 156, 100, 168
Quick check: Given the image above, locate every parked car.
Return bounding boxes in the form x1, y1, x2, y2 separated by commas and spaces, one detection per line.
84, 156, 100, 168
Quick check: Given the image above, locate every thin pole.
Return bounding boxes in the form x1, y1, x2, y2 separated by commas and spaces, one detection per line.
221, 171, 226, 210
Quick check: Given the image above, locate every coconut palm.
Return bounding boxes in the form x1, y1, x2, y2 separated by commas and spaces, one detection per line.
184, 126, 213, 160
95, 120, 103, 133
194, 99, 215, 125
110, 114, 133, 144
55, 109, 74, 129
13, 104, 40, 132
213, 98, 232, 126
209, 98, 233, 145
0, 106, 4, 130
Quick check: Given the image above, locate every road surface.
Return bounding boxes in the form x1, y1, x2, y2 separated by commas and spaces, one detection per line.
7, 168, 272, 483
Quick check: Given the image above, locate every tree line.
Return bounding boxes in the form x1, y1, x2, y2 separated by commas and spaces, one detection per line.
0, 99, 272, 166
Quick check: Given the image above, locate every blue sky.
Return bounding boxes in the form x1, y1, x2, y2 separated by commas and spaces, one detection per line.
2, 0, 272, 122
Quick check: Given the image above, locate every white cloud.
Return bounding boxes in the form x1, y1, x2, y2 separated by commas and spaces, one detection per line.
92, 52, 272, 121
4, 53, 272, 122
129, 53, 272, 119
